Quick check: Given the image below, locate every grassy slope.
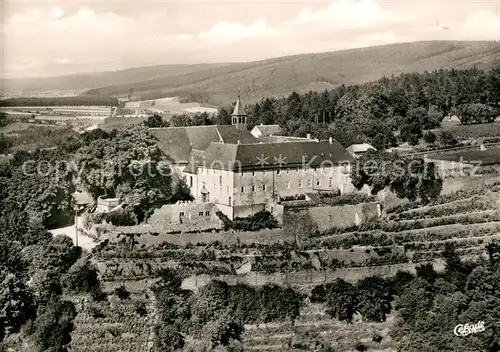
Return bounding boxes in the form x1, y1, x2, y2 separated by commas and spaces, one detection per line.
85, 41, 500, 105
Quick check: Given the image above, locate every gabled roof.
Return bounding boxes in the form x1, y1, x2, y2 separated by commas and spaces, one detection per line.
217, 124, 257, 144
149, 127, 192, 162
252, 124, 282, 137
150, 125, 258, 164
183, 150, 206, 174
202, 140, 354, 171
231, 96, 246, 116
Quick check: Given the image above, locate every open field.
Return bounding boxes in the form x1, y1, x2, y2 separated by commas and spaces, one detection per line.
428, 144, 500, 165
123, 97, 217, 115
3, 41, 500, 105
439, 122, 500, 139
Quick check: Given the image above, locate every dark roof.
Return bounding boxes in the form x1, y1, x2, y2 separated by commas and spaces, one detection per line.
217, 125, 257, 144
183, 150, 206, 174
150, 125, 257, 163
202, 140, 354, 171
149, 127, 192, 162
253, 124, 282, 136
184, 126, 222, 150
232, 96, 246, 116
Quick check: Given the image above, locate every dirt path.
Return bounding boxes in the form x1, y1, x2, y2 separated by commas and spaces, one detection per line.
50, 225, 97, 251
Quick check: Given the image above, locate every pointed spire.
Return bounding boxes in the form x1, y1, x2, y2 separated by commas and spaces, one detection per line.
232, 95, 246, 116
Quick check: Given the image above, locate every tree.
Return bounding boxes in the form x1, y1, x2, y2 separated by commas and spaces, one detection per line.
313, 279, 358, 323
356, 277, 392, 322
34, 296, 76, 351
73, 126, 173, 215
454, 103, 496, 124
0, 112, 7, 127
154, 324, 185, 352
144, 113, 169, 128
426, 105, 444, 129
61, 257, 100, 294
423, 131, 437, 144
439, 131, 458, 148
350, 151, 443, 203
0, 134, 12, 154
0, 273, 35, 340
215, 107, 231, 125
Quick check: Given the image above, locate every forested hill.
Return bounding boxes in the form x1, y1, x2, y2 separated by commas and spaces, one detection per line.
75, 41, 500, 105
3, 41, 500, 105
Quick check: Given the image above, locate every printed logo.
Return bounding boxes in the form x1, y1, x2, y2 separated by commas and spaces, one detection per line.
454, 321, 486, 337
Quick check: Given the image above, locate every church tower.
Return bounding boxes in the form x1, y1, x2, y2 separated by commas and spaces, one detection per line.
231, 95, 247, 130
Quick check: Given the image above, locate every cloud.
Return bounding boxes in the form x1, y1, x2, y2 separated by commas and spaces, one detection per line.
2, 1, 500, 79
50, 7, 64, 18
198, 19, 272, 43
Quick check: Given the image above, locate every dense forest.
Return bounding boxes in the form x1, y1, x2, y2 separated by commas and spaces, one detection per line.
152, 67, 500, 148
0, 96, 119, 107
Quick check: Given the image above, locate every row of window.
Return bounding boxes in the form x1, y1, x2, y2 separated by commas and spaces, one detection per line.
179, 211, 210, 217
200, 165, 349, 176
239, 178, 334, 193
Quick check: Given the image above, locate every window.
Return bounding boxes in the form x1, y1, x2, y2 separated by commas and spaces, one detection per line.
205, 211, 210, 216
276, 169, 281, 175
179, 212, 185, 217
286, 168, 290, 173
263, 170, 267, 176
296, 168, 299, 173
241, 171, 244, 177
226, 186, 229, 193
229, 197, 232, 206
199, 211, 204, 216
307, 179, 312, 188
212, 169, 215, 174
329, 177, 333, 187
298, 180, 303, 188
263, 184, 267, 191
219, 176, 222, 184
286, 180, 291, 189
189, 176, 193, 187
241, 186, 245, 193
252, 171, 255, 176
213, 183, 216, 190
316, 179, 321, 187
252, 185, 255, 192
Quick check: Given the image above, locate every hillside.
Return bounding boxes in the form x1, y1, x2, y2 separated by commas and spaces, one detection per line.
3, 41, 500, 106
75, 40, 500, 105
1, 63, 233, 93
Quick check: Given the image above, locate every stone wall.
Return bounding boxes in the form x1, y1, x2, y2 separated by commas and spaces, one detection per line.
284, 202, 380, 233
96, 197, 120, 212
181, 260, 446, 292
147, 201, 222, 231
95, 226, 296, 247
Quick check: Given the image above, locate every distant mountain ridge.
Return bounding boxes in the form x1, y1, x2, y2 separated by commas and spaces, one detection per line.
3, 41, 500, 105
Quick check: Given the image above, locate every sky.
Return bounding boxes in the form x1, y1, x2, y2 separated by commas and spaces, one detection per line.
2, 0, 500, 79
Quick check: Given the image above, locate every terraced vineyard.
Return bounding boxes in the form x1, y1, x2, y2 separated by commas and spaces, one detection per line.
242, 307, 395, 351
69, 282, 156, 352
69, 181, 500, 351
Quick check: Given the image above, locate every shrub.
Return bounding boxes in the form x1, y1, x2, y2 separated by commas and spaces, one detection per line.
62, 257, 100, 294
216, 210, 279, 231
113, 285, 130, 300
319, 192, 375, 206
105, 208, 138, 226
34, 297, 76, 351
134, 300, 148, 317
